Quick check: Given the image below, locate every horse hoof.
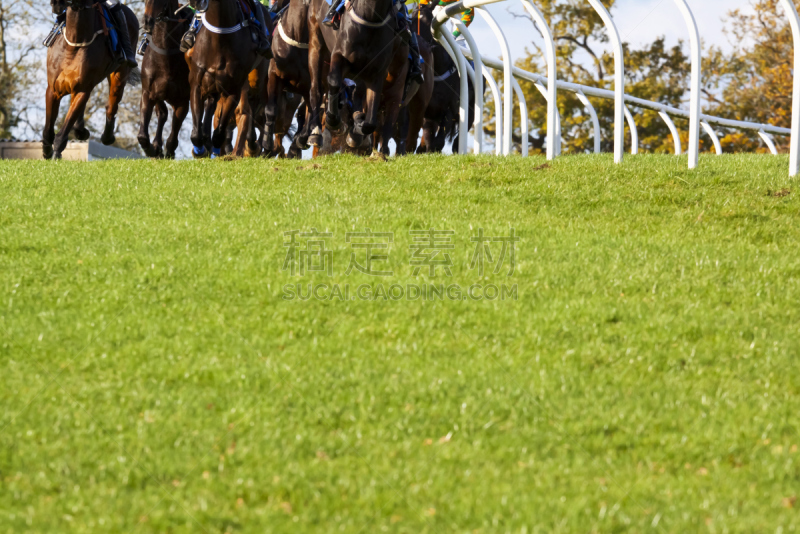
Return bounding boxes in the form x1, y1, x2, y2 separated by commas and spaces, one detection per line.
165, 151, 176, 160
210, 147, 221, 159
325, 112, 344, 134
74, 127, 91, 141
192, 145, 208, 158
101, 133, 116, 146
296, 136, 310, 151
43, 145, 54, 160
309, 134, 323, 148
53, 152, 63, 160
347, 133, 363, 149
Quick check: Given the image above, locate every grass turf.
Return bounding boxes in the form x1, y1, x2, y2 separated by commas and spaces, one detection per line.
0, 154, 799, 533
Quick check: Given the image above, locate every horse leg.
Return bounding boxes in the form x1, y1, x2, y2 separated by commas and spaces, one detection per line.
153, 101, 168, 158
101, 72, 128, 146
263, 70, 282, 153
190, 83, 208, 157
352, 84, 381, 143
407, 102, 424, 154
74, 113, 91, 141
212, 94, 239, 158
43, 85, 62, 160
421, 119, 438, 154
165, 103, 189, 160
325, 51, 344, 131
233, 89, 253, 158
202, 97, 217, 153
53, 91, 92, 159
138, 90, 157, 157
307, 26, 327, 148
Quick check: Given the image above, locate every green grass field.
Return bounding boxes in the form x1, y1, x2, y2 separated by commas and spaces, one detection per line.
1, 154, 799, 533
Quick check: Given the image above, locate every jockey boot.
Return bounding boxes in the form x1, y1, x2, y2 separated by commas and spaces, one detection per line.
322, 0, 344, 29
109, 4, 137, 68
251, 2, 274, 59
407, 28, 424, 85
180, 18, 200, 53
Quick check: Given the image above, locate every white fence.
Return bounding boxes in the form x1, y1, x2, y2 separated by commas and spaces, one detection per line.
430, 0, 800, 177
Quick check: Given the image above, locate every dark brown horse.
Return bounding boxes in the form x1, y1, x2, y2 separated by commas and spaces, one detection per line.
138, 0, 192, 158
186, 0, 265, 157
43, 0, 139, 159
264, 0, 312, 155
307, 0, 402, 149
411, 2, 473, 153
380, 31, 433, 155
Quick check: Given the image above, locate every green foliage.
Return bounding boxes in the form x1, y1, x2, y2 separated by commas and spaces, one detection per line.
513, 0, 697, 155
2, 155, 799, 532
704, 0, 797, 153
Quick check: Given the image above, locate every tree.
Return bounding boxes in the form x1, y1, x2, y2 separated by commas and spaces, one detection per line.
704, 0, 797, 153
0, 0, 49, 138
503, 0, 700, 155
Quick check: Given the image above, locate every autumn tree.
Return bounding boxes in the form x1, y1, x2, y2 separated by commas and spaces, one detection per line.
507, 0, 696, 155
704, 0, 797, 153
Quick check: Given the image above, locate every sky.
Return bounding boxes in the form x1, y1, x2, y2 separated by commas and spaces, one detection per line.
471, 0, 754, 65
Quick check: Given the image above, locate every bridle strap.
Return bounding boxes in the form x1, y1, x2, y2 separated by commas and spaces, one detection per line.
200, 11, 249, 34
63, 28, 104, 47
277, 21, 309, 49
347, 0, 393, 28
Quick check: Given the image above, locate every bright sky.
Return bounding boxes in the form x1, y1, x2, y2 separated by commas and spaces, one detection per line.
472, 0, 754, 65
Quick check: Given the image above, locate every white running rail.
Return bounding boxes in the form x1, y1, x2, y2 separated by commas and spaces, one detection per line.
429, 0, 800, 177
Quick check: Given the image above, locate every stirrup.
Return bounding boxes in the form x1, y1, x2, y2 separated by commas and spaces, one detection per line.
43, 22, 64, 48
180, 31, 195, 53
137, 34, 149, 56
322, 12, 341, 29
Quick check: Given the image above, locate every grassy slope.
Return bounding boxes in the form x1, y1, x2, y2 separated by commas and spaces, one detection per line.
0, 154, 798, 533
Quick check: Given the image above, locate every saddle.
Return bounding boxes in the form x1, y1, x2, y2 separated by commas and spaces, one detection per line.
43, 1, 120, 58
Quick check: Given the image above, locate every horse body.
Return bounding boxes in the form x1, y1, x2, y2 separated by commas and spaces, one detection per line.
138, 0, 192, 158
307, 0, 400, 149
187, 0, 261, 157
264, 0, 312, 155
412, 2, 473, 153
400, 26, 434, 154
44, 0, 139, 159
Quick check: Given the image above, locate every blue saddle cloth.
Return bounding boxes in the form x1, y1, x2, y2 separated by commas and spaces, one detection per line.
98, 4, 120, 52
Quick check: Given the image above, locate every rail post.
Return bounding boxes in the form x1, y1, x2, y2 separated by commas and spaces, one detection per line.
671, 0, 701, 169
585, 0, 624, 163
455, 22, 485, 154
476, 8, 513, 155
778, 0, 800, 177
519, 0, 559, 159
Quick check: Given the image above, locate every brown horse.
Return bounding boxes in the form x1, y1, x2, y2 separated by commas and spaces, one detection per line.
186, 0, 265, 157
378, 31, 433, 155
264, 0, 312, 155
398, 33, 433, 154
307, 0, 402, 149
138, 0, 192, 158
411, 2, 473, 153
43, 0, 139, 159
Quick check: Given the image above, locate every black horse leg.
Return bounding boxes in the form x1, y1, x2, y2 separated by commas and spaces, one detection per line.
153, 101, 168, 158
326, 51, 344, 131
190, 84, 208, 157
54, 91, 91, 159
138, 90, 157, 157
43, 85, 62, 160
